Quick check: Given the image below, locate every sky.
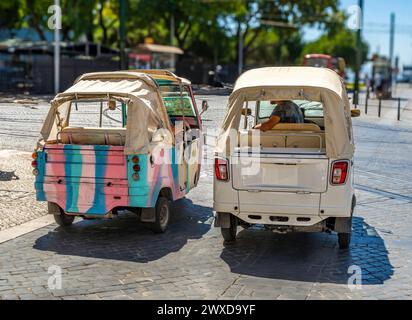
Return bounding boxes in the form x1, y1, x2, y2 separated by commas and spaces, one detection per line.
303, 0, 412, 69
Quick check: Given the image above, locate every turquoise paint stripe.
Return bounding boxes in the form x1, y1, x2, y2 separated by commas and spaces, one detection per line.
127, 154, 154, 208
64, 145, 82, 212
86, 145, 107, 214
171, 148, 180, 195
34, 151, 46, 200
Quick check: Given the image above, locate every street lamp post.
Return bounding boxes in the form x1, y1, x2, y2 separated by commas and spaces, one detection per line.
54, 0, 60, 94
353, 0, 364, 107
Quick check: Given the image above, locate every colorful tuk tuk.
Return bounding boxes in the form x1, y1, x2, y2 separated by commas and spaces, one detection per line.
33, 70, 205, 233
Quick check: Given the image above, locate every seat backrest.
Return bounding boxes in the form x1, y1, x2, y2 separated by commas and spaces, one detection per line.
286, 133, 325, 149
239, 130, 286, 148
238, 129, 325, 149
271, 123, 322, 132
60, 127, 126, 146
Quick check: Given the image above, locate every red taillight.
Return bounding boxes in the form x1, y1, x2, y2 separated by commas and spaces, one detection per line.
133, 164, 141, 172
331, 161, 349, 185
31, 160, 38, 167
215, 158, 229, 181
132, 156, 139, 164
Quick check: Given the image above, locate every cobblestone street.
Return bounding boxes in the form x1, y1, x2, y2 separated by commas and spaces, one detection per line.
0, 86, 412, 299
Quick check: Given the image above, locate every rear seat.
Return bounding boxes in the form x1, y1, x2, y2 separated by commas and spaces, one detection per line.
239, 123, 325, 149
60, 127, 126, 146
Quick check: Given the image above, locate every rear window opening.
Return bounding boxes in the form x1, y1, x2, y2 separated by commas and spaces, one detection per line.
238, 99, 326, 154
57, 100, 127, 146
159, 84, 200, 129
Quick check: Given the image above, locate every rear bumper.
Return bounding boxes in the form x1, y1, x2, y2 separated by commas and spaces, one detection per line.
214, 200, 352, 227
35, 182, 136, 215
235, 212, 325, 227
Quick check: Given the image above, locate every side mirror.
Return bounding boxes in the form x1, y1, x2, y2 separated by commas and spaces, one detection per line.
351, 109, 361, 118
200, 100, 209, 115
241, 108, 252, 116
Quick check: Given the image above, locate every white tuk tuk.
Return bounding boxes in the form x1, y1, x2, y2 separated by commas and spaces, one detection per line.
213, 67, 358, 249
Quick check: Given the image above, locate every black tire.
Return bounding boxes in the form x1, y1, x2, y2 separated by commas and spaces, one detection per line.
54, 211, 75, 226
150, 197, 170, 234
338, 232, 351, 249
221, 215, 237, 243
48, 202, 74, 227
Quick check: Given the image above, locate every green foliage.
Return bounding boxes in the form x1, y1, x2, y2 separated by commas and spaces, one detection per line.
302, 11, 369, 69
0, 0, 368, 68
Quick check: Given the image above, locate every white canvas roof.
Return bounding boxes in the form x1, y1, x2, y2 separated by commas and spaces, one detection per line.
38, 71, 174, 154
216, 67, 354, 159
232, 67, 344, 98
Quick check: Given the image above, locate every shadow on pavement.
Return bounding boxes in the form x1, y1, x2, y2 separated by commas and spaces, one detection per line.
33, 198, 212, 263
0, 170, 19, 181
220, 216, 393, 285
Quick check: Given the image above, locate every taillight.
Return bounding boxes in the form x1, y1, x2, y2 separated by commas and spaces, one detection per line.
215, 158, 229, 181
331, 161, 349, 185
132, 157, 141, 181
31, 155, 39, 175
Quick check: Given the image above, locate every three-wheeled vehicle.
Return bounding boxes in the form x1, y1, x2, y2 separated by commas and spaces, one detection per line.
213, 67, 358, 249
303, 54, 346, 79
33, 70, 206, 233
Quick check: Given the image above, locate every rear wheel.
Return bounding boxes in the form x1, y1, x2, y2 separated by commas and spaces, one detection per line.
48, 202, 75, 227
338, 232, 351, 249
221, 214, 238, 243
54, 213, 75, 226
150, 197, 170, 234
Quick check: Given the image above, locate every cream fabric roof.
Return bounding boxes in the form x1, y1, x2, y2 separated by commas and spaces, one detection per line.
38, 71, 173, 154
216, 67, 354, 159
233, 67, 344, 97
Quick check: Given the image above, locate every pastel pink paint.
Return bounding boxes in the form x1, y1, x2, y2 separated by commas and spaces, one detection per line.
77, 148, 95, 211
103, 152, 128, 210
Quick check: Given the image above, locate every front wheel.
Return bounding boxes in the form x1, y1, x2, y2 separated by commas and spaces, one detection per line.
221, 215, 238, 243
150, 197, 170, 234
338, 232, 351, 249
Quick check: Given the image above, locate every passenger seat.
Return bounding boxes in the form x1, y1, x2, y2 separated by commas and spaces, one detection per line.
60, 127, 126, 146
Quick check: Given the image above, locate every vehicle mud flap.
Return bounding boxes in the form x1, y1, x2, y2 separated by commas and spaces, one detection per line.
140, 207, 156, 223
334, 196, 356, 233
48, 202, 62, 215
334, 217, 352, 233
214, 212, 231, 228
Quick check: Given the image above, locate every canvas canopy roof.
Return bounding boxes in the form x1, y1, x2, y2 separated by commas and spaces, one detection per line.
38, 71, 176, 154
216, 67, 354, 159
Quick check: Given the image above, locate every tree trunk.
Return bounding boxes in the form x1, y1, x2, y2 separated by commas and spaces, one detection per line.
26, 0, 46, 41
99, 1, 108, 45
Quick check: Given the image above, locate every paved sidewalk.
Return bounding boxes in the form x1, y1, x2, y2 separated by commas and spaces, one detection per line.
0, 150, 46, 231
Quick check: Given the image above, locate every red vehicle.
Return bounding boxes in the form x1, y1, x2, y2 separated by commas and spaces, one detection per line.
303, 54, 346, 79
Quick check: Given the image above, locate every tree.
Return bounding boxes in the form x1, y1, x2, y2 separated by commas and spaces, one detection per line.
221, 0, 339, 67
0, 1, 22, 30
302, 11, 369, 69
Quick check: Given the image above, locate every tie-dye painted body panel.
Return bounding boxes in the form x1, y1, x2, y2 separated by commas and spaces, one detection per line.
34, 143, 195, 215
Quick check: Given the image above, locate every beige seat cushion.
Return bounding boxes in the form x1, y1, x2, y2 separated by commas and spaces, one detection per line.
271, 123, 322, 132
239, 130, 286, 148
239, 129, 325, 149
60, 127, 126, 146
286, 134, 325, 149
